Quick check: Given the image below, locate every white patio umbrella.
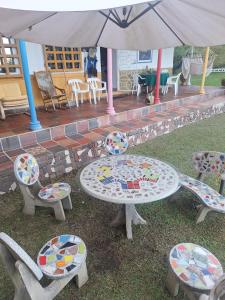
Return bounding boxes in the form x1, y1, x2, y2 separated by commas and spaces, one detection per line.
0, 0, 225, 49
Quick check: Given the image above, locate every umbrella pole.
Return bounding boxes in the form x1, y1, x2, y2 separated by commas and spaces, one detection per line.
106, 48, 116, 115
199, 47, 210, 95
154, 48, 162, 104
19, 40, 42, 131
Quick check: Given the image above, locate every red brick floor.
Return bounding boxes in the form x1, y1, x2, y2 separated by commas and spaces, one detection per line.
0, 86, 213, 137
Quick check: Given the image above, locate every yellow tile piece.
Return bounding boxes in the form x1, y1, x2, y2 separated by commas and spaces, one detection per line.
64, 255, 73, 264
78, 243, 85, 254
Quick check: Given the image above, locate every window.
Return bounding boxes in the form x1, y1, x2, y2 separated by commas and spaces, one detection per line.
138, 50, 152, 62
44, 46, 82, 72
0, 36, 22, 77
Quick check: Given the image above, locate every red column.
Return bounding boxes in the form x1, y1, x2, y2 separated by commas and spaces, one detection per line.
154, 48, 162, 104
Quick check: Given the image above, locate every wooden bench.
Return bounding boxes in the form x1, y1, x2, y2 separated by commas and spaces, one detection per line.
0, 82, 29, 120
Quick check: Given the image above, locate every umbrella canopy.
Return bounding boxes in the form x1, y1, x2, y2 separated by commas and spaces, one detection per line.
0, 0, 225, 50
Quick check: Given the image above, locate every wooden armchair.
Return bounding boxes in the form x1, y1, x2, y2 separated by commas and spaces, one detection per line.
34, 71, 71, 110
0, 82, 29, 120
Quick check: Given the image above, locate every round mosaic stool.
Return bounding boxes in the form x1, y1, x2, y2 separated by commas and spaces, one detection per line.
105, 131, 128, 155
38, 182, 71, 202
37, 234, 88, 287
166, 243, 223, 298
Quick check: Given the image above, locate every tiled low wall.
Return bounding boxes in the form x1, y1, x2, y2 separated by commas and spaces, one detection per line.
0, 88, 224, 194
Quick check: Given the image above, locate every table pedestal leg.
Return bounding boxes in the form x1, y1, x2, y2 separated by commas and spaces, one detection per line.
111, 204, 147, 239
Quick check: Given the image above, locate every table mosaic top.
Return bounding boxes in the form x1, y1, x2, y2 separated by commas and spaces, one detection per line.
38, 182, 71, 201
37, 234, 86, 279
105, 131, 128, 155
170, 243, 223, 290
14, 153, 39, 185
80, 155, 179, 204
180, 174, 225, 212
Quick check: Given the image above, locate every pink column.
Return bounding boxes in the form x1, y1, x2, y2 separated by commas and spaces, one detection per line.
106, 48, 116, 115
154, 48, 162, 104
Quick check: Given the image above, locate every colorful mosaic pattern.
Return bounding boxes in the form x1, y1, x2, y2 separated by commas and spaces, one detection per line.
180, 174, 225, 212
37, 234, 86, 279
80, 155, 179, 204
105, 131, 128, 155
14, 153, 39, 185
192, 151, 225, 179
38, 182, 71, 201
170, 243, 223, 290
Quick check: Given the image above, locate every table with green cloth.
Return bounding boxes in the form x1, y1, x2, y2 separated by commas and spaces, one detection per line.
139, 72, 169, 87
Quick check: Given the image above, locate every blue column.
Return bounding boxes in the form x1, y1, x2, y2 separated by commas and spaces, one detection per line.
19, 40, 42, 130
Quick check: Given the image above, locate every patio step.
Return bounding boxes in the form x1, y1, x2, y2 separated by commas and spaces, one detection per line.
0, 90, 225, 194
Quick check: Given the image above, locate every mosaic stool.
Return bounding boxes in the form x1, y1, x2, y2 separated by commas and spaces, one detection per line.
192, 151, 225, 194
105, 131, 128, 155
180, 174, 225, 223
14, 153, 72, 221
0, 232, 88, 300
166, 243, 223, 300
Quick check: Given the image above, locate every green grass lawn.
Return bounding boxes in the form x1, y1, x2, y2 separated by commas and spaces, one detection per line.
191, 72, 225, 86
1, 114, 225, 299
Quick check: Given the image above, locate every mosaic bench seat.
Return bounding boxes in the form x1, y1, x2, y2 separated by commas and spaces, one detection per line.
0, 232, 88, 300
14, 153, 72, 221
166, 243, 223, 300
179, 174, 225, 223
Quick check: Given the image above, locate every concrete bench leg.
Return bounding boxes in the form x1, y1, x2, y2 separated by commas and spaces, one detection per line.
196, 206, 212, 224
62, 195, 73, 210
76, 261, 89, 288
166, 267, 179, 297
19, 185, 35, 215
53, 201, 66, 221
0, 244, 30, 300
16, 259, 88, 300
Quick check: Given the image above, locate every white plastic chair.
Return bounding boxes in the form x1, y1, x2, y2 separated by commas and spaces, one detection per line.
162, 72, 181, 96
131, 74, 148, 96
0, 232, 88, 300
68, 79, 91, 107
87, 77, 107, 105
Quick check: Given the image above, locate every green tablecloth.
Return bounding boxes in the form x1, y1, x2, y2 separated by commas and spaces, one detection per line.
139, 72, 169, 86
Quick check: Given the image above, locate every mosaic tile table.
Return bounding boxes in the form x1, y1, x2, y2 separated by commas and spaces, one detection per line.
37, 234, 87, 280
167, 243, 223, 298
80, 154, 179, 239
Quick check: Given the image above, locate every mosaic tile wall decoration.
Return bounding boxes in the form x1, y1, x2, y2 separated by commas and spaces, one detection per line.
37, 234, 86, 279
38, 182, 71, 201
14, 153, 39, 185
105, 131, 128, 155
170, 243, 223, 290
80, 154, 179, 204
180, 174, 225, 212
